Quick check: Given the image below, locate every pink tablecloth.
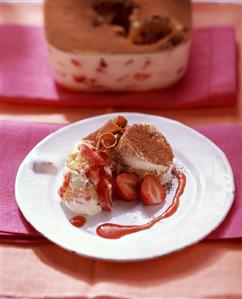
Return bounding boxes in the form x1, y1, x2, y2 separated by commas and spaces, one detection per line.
1, 120, 241, 241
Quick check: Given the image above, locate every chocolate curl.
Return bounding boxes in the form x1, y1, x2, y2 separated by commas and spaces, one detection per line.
84, 116, 127, 146
98, 115, 127, 136
83, 130, 98, 143
98, 133, 117, 150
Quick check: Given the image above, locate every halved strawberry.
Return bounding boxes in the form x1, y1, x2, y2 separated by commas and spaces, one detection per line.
115, 173, 141, 201
97, 175, 112, 211
140, 175, 166, 205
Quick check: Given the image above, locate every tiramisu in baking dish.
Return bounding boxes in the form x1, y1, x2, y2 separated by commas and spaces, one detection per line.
59, 116, 186, 238
45, 0, 192, 91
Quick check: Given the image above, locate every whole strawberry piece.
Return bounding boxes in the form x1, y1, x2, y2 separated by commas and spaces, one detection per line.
115, 173, 141, 201
140, 175, 166, 205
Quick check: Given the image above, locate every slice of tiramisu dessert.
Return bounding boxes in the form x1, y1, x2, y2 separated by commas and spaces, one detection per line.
59, 115, 175, 215
114, 124, 174, 183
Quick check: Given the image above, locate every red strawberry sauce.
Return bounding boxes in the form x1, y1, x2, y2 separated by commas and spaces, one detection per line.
96, 172, 186, 239
70, 215, 86, 228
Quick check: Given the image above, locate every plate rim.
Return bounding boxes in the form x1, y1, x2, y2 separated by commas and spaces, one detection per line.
15, 112, 235, 262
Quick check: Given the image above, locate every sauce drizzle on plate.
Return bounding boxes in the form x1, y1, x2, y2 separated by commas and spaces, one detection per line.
96, 171, 186, 239
70, 215, 86, 227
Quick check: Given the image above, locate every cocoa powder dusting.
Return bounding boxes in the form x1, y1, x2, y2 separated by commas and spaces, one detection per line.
116, 124, 174, 166
44, 0, 191, 54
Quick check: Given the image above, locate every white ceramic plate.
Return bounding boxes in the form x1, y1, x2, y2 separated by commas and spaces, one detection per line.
15, 113, 235, 261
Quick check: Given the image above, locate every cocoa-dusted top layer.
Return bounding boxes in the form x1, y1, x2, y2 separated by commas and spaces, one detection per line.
45, 0, 191, 54
115, 124, 174, 166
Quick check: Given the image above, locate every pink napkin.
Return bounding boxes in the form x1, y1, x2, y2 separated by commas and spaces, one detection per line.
1, 120, 241, 242
0, 25, 237, 109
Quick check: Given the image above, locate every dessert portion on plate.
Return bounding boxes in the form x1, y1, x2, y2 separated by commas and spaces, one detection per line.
114, 123, 174, 183
59, 115, 177, 216
45, 0, 191, 91
59, 116, 127, 215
